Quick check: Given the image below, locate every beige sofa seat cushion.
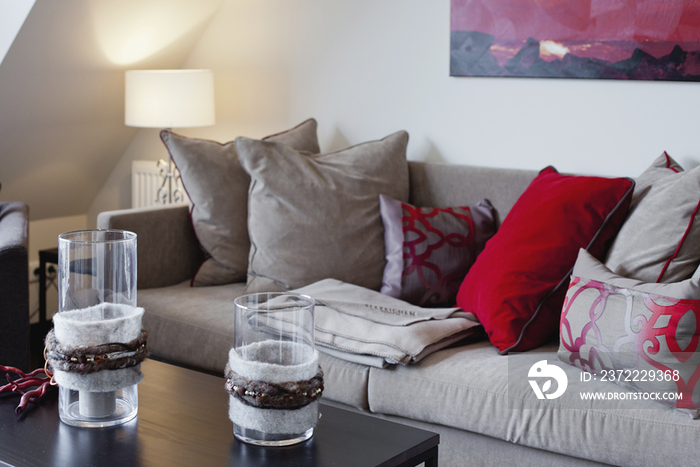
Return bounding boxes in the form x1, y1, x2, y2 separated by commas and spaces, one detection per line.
138, 282, 370, 408
138, 281, 245, 373
318, 352, 370, 410
367, 342, 700, 467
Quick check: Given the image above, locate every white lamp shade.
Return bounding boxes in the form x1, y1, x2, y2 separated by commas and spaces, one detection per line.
125, 69, 215, 128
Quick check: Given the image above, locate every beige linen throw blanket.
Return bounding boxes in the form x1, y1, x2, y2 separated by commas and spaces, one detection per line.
288, 279, 483, 368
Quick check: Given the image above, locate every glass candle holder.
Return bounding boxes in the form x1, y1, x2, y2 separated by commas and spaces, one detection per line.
54, 230, 142, 428
227, 292, 322, 446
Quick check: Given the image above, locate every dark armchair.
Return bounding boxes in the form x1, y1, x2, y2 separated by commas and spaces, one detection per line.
0, 202, 29, 371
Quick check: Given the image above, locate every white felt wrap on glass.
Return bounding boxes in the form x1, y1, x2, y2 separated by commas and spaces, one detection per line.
229, 397, 319, 434
228, 342, 319, 383
53, 303, 144, 347
52, 303, 145, 392
228, 341, 320, 434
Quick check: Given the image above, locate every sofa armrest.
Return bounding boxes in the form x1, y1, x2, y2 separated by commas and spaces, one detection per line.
97, 205, 203, 289
0, 202, 29, 370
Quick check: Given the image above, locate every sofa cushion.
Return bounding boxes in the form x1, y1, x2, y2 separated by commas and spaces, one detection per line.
605, 152, 700, 282
317, 352, 370, 410
633, 151, 682, 195
407, 161, 538, 221
138, 280, 245, 372
559, 249, 700, 416
160, 119, 320, 287
137, 280, 370, 409
97, 205, 203, 290
367, 342, 700, 467
324, 402, 607, 467
457, 166, 634, 353
236, 131, 410, 293
379, 194, 496, 307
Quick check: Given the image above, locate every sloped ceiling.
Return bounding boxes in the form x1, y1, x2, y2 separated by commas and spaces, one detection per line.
0, 0, 35, 66
0, 0, 222, 220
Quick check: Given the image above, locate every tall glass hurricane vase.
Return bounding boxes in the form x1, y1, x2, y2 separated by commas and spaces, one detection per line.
52, 230, 144, 428
227, 293, 323, 446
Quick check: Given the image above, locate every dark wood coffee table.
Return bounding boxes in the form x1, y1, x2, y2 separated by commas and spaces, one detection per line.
0, 359, 438, 466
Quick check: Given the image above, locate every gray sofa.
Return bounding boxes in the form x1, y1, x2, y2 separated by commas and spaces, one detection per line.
0, 202, 29, 371
98, 162, 699, 467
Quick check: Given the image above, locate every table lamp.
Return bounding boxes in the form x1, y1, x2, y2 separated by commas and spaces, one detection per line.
125, 69, 215, 204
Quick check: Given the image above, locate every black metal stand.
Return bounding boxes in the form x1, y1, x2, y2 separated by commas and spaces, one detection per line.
38, 247, 58, 331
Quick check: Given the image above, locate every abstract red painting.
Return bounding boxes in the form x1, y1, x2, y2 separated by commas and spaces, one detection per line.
450, 1, 700, 80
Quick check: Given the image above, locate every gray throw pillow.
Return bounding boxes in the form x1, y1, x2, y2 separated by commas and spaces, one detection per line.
632, 151, 682, 199
605, 152, 700, 283
161, 119, 320, 286
236, 131, 410, 293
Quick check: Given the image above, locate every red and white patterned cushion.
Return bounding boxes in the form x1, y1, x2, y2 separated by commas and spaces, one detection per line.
379, 194, 496, 307
559, 249, 700, 416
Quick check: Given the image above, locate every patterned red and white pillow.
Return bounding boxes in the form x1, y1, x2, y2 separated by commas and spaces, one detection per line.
559, 249, 700, 416
378, 194, 496, 307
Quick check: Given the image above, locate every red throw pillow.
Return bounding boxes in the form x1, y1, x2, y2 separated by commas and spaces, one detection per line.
456, 166, 634, 354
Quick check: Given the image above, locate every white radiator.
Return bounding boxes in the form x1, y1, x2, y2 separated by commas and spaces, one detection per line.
131, 160, 190, 208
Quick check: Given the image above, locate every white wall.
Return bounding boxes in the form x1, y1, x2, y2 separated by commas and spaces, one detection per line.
92, 0, 700, 220
87, 129, 170, 226
0, 0, 222, 223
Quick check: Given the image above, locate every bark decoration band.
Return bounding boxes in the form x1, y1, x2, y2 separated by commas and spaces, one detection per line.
225, 364, 323, 410
45, 329, 148, 375
47, 304, 148, 393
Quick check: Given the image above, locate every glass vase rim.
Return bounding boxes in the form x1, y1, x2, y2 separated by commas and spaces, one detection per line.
234, 292, 315, 312
58, 229, 137, 244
